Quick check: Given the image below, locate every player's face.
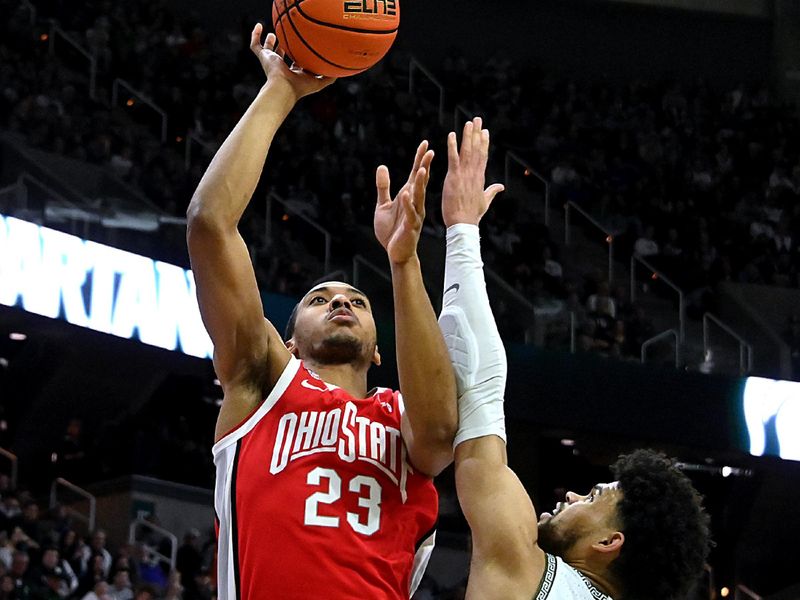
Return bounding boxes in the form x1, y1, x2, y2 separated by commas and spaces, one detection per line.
288, 283, 380, 367
537, 482, 622, 559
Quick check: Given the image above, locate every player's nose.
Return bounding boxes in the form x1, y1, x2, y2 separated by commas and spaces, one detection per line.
565, 491, 582, 504
330, 294, 351, 310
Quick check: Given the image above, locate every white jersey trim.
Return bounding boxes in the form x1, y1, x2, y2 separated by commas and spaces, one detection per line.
536, 554, 614, 600
409, 529, 436, 597
212, 355, 302, 457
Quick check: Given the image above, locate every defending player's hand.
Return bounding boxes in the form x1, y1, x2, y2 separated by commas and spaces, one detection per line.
374, 141, 434, 264
250, 23, 335, 102
442, 117, 505, 227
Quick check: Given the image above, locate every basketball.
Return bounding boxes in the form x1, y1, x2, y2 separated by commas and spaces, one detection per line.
272, 0, 400, 78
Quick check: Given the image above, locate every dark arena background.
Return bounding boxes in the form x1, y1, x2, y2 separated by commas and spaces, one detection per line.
2, 0, 800, 598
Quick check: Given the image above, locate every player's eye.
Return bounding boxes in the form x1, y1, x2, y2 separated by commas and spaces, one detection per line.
309, 296, 326, 305
352, 298, 366, 307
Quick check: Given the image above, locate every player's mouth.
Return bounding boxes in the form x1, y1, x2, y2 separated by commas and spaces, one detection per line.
328, 307, 356, 323
539, 501, 567, 523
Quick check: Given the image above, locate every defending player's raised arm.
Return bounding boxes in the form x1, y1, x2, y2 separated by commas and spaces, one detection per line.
455, 439, 544, 599
441, 118, 546, 598
186, 25, 334, 439
373, 143, 458, 478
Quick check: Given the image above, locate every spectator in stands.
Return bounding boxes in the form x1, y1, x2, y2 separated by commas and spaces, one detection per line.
81, 581, 112, 600
0, 532, 12, 571
111, 554, 140, 590
175, 530, 201, 599
9, 550, 33, 599
29, 546, 78, 598
191, 567, 214, 600
77, 554, 107, 598
132, 585, 157, 600
108, 569, 133, 600
58, 530, 86, 579
586, 281, 617, 320
19, 502, 44, 549
51, 419, 88, 483
634, 225, 660, 257
8, 527, 38, 557
0, 496, 21, 536
79, 531, 112, 580
134, 546, 166, 592
161, 571, 182, 600
0, 574, 16, 600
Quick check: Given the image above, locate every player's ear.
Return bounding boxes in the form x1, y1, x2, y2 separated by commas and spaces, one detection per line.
285, 338, 300, 357
372, 344, 381, 366
592, 531, 624, 557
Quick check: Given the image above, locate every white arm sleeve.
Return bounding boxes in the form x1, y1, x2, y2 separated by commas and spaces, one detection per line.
438, 223, 507, 447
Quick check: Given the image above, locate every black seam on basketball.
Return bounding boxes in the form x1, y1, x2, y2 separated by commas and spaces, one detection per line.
275, 15, 297, 65
275, 0, 296, 61
295, 2, 398, 35
282, 7, 363, 72
274, 0, 313, 26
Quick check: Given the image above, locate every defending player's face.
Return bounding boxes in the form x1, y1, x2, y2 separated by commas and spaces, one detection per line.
288, 282, 380, 367
537, 482, 622, 558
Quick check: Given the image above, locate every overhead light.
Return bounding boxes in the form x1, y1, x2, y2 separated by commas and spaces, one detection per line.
560, 439, 576, 447
721, 587, 730, 597
721, 466, 732, 478
213, 379, 221, 387
9, 333, 26, 341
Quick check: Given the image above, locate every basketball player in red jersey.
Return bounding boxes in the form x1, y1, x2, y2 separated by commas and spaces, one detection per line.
186, 24, 456, 600
438, 117, 711, 600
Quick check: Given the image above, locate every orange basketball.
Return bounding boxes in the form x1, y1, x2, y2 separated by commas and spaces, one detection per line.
272, 0, 400, 78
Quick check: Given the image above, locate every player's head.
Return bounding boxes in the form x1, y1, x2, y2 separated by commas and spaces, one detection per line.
284, 281, 380, 369
537, 449, 710, 600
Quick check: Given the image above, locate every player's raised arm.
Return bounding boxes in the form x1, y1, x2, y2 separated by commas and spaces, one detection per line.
440, 118, 546, 598
186, 24, 334, 440
373, 143, 458, 477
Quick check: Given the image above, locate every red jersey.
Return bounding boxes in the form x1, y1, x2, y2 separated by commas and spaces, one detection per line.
213, 356, 439, 599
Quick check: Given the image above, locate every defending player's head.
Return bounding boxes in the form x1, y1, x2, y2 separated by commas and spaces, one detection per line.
284, 281, 380, 369
537, 449, 711, 600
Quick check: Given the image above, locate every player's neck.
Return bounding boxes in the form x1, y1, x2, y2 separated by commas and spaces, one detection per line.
569, 561, 621, 599
304, 361, 370, 398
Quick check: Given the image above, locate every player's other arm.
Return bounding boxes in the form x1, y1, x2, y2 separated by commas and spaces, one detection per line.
374, 145, 458, 478
443, 119, 544, 598
456, 438, 544, 600
186, 25, 333, 441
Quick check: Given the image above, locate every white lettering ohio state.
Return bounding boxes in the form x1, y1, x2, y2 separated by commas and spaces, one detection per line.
270, 401, 407, 488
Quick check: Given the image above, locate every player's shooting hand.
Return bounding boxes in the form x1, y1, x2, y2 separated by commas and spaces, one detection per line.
374, 141, 434, 265
250, 23, 335, 102
442, 117, 505, 227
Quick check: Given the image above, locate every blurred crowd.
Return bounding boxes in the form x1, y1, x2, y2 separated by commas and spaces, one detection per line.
435, 53, 800, 354
0, 488, 215, 600
4, 0, 798, 363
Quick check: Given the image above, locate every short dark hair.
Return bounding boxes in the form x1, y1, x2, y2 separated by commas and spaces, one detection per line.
284, 302, 301, 341
610, 449, 711, 600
